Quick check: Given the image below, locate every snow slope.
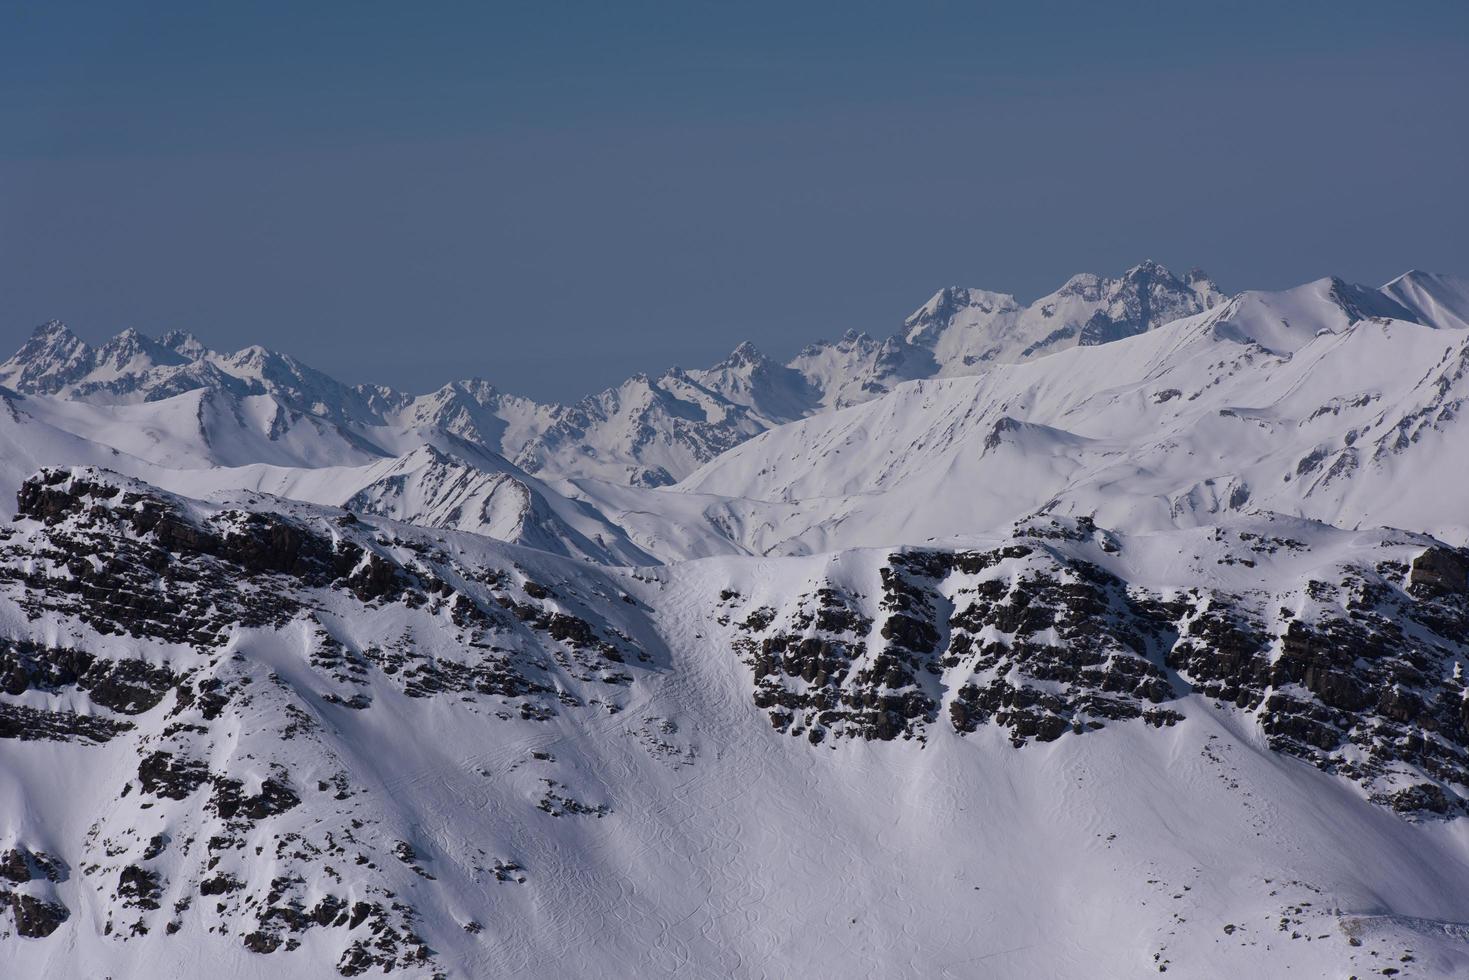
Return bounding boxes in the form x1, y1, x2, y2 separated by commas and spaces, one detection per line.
681, 277, 1469, 553
4, 470, 1469, 979
1384, 270, 1469, 332
152, 445, 656, 566
4, 264, 1469, 978
0, 391, 653, 565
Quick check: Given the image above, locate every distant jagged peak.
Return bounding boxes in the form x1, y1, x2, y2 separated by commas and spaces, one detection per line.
1050, 259, 1220, 306
435, 376, 504, 403
30, 318, 75, 339
1118, 257, 1172, 281
14, 318, 86, 354
1183, 268, 1225, 308
888, 260, 1224, 370
840, 327, 869, 342
1113, 260, 1165, 295
713, 339, 771, 370
906, 261, 1215, 331
907, 285, 1021, 325
29, 320, 80, 343
1054, 271, 1105, 298
1, 320, 95, 392
94, 326, 189, 369
796, 328, 884, 358
1110, 259, 1220, 301
158, 328, 210, 359
220, 342, 277, 367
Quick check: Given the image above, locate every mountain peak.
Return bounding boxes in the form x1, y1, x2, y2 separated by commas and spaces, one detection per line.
719, 340, 767, 368
909, 286, 1019, 322
94, 327, 188, 371
1055, 272, 1104, 297
1116, 259, 1186, 288
0, 320, 94, 393
30, 319, 75, 340
159, 329, 209, 359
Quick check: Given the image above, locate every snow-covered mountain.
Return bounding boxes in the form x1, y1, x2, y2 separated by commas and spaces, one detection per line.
0, 261, 1223, 486
899, 260, 1223, 372
681, 275, 1469, 553
6, 468, 1469, 978
6, 264, 1469, 978
1384, 269, 1469, 331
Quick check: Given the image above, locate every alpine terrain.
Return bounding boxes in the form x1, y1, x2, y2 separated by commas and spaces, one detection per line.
6, 262, 1469, 979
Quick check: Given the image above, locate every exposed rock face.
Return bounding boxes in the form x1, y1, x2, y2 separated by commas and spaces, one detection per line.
1, 845, 70, 938
734, 538, 1179, 747
1410, 546, 1469, 596
8, 893, 70, 938
727, 517, 1469, 816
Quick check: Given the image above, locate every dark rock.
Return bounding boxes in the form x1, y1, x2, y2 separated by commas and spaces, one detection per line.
1410, 547, 1469, 596
9, 892, 69, 938
116, 865, 162, 910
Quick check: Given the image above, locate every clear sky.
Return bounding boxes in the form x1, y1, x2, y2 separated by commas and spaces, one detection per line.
2, 0, 1466, 401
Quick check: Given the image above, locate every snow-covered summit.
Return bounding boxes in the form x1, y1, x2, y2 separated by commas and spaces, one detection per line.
7, 263, 1466, 501
899, 260, 1224, 371
3, 262, 1225, 485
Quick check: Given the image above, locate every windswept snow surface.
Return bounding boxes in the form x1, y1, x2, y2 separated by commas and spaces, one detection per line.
4, 264, 1469, 978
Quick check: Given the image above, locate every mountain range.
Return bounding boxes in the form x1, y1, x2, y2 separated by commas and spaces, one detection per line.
5, 261, 1469, 978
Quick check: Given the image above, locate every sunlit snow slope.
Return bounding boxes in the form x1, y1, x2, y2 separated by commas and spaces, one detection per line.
4, 265, 1469, 979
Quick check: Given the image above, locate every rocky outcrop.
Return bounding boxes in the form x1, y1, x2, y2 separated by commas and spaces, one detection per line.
1409, 546, 1469, 596
735, 537, 1180, 747
727, 517, 1469, 816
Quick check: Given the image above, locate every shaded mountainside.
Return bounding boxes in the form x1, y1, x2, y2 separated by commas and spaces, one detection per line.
4, 469, 1469, 976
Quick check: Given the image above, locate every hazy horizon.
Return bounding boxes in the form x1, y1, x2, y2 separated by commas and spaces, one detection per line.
4, 1, 1466, 400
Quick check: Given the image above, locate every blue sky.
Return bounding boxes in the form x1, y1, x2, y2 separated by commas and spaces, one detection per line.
2, 1, 1466, 400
